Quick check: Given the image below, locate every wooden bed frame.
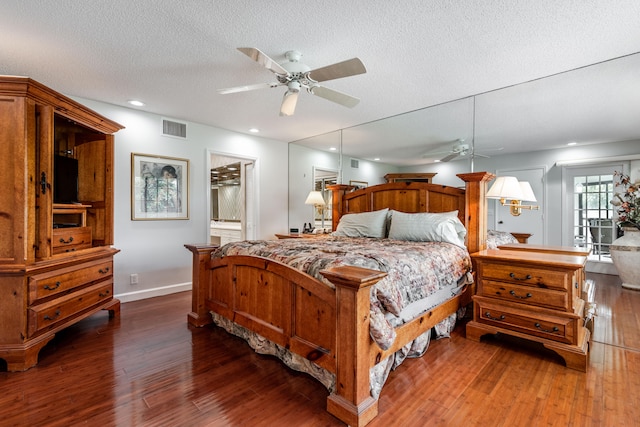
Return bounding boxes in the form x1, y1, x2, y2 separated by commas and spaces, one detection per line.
185, 171, 494, 426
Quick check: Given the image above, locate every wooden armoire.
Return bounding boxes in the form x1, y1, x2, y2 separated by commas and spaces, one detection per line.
0, 76, 123, 371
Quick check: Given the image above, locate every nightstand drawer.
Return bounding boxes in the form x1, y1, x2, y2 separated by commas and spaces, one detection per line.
474, 296, 578, 345
481, 280, 570, 311
481, 263, 570, 291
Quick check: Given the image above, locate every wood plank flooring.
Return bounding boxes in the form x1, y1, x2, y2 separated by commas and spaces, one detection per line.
1, 272, 639, 426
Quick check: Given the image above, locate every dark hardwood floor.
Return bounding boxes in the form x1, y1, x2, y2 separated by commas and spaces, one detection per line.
1, 272, 639, 426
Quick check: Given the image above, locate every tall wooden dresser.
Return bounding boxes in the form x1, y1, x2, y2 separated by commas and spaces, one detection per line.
466, 248, 590, 371
0, 76, 123, 371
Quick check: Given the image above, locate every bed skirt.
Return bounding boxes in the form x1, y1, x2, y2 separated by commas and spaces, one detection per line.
210, 308, 463, 399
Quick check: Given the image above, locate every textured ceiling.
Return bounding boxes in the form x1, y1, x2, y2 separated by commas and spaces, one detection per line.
2, 1, 640, 165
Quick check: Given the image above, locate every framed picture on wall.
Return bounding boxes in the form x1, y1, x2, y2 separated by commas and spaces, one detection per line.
131, 153, 189, 220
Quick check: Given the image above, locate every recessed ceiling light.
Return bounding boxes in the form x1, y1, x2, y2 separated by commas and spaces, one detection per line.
434, 159, 441, 163
329, 147, 337, 151
374, 157, 380, 161
567, 141, 578, 146
249, 128, 260, 133
128, 100, 145, 107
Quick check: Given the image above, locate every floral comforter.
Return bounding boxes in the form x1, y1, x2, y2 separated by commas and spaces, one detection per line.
212, 235, 472, 350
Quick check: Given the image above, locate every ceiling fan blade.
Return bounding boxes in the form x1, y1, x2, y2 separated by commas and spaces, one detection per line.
308, 58, 366, 82
280, 90, 299, 116
309, 86, 360, 108
440, 153, 460, 162
218, 82, 280, 94
237, 47, 288, 75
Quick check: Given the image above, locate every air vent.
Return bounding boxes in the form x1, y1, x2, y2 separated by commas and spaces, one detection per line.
162, 119, 187, 138
350, 159, 359, 169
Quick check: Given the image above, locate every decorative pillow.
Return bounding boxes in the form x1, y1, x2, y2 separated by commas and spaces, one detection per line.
332, 208, 389, 238
387, 210, 466, 247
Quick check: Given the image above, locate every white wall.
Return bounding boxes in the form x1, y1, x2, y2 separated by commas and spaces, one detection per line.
73, 97, 288, 302
400, 139, 640, 246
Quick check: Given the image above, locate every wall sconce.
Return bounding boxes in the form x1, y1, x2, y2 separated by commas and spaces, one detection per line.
305, 190, 327, 229
486, 176, 539, 216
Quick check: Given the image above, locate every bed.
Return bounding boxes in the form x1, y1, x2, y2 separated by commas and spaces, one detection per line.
185, 171, 494, 426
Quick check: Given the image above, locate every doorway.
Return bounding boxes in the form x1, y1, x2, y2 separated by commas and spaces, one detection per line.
207, 151, 257, 244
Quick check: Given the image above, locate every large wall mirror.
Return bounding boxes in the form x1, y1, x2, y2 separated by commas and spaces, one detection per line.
288, 52, 640, 232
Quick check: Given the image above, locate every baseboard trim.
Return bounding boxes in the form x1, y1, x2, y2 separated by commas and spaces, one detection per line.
115, 282, 192, 303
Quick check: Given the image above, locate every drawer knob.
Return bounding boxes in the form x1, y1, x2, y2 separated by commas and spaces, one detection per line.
509, 272, 532, 281
509, 290, 533, 299
534, 323, 559, 333
59, 236, 74, 244
484, 311, 505, 321
44, 309, 61, 321
44, 281, 61, 291
99, 290, 111, 298
99, 267, 110, 274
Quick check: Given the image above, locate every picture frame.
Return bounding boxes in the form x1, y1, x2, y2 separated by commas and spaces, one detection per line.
131, 153, 189, 220
349, 180, 368, 190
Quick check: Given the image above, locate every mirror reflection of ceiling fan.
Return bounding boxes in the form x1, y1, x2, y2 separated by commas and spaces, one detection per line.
218, 47, 367, 116
423, 139, 504, 162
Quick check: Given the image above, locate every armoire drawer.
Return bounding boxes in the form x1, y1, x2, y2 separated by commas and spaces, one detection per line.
473, 296, 579, 345
52, 226, 92, 254
480, 280, 570, 311
27, 279, 113, 337
28, 259, 113, 303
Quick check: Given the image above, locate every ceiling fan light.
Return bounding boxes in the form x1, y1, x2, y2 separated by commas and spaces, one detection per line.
280, 89, 299, 116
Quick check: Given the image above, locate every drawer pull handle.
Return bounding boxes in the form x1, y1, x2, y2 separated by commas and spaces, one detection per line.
484, 311, 505, 321
534, 323, 559, 333
99, 267, 110, 274
509, 290, 532, 299
509, 272, 532, 281
44, 310, 61, 321
99, 290, 111, 298
59, 236, 74, 244
44, 281, 61, 291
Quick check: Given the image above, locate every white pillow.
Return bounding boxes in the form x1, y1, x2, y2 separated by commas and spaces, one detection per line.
333, 208, 389, 238
388, 210, 466, 247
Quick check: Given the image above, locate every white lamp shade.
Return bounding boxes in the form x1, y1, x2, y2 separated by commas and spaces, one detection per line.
518, 181, 537, 202
305, 191, 326, 206
486, 176, 523, 200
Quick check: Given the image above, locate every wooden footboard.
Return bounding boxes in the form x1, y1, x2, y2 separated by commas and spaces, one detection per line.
185, 244, 471, 427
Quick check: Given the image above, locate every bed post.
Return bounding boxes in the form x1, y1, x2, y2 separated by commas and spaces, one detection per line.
184, 243, 218, 327
320, 266, 388, 427
456, 172, 495, 254
328, 184, 354, 231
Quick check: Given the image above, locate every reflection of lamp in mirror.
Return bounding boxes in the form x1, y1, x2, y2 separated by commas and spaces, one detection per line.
486, 176, 539, 216
305, 190, 327, 230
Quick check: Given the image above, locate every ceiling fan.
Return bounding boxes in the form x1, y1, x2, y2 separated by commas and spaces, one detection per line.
218, 47, 367, 116
423, 139, 504, 162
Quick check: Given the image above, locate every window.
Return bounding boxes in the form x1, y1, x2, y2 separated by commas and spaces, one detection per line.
565, 164, 623, 262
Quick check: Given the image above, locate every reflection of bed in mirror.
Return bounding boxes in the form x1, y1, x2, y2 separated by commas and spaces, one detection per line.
186, 171, 493, 426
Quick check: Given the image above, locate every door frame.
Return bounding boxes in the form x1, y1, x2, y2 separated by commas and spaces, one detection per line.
205, 149, 259, 242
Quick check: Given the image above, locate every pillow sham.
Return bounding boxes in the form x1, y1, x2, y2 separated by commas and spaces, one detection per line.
332, 208, 389, 238
387, 210, 466, 247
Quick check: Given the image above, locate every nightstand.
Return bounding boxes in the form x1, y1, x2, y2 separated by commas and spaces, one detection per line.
466, 249, 590, 371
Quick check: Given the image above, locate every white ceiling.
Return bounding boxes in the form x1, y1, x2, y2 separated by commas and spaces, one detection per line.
2, 1, 640, 165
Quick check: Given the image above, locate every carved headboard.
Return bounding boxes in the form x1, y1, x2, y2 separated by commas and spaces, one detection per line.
329, 172, 495, 253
